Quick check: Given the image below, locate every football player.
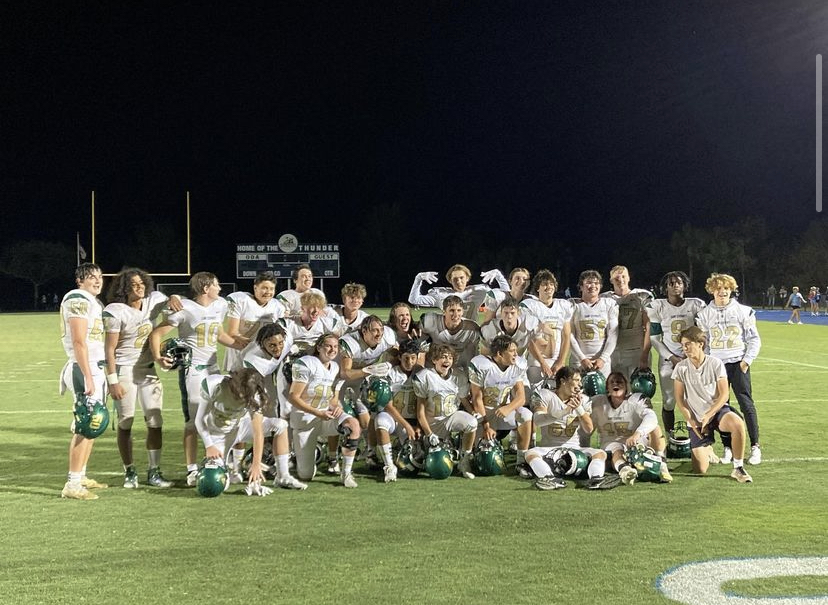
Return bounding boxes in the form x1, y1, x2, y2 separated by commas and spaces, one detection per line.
480, 298, 542, 362
419, 295, 481, 372
695, 273, 762, 465
276, 264, 325, 317
481, 267, 532, 322
468, 335, 533, 470
413, 344, 477, 478
374, 338, 422, 482
328, 282, 370, 333
103, 267, 176, 489
149, 272, 243, 486
672, 327, 753, 483
590, 372, 672, 485
569, 270, 619, 378
601, 265, 653, 379
223, 272, 285, 372
288, 334, 361, 487
388, 302, 421, 344
520, 270, 574, 386
645, 271, 706, 432
526, 367, 607, 490
60, 263, 107, 500
408, 263, 509, 320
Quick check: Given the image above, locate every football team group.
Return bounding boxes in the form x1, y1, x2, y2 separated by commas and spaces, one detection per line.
58, 261, 760, 499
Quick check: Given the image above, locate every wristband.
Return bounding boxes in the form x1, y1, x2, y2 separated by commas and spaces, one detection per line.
106, 373, 119, 386
574, 404, 586, 417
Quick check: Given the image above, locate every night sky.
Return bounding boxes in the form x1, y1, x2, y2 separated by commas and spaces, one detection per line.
2, 2, 826, 302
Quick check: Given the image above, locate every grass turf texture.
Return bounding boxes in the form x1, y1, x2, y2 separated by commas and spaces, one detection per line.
0, 311, 826, 604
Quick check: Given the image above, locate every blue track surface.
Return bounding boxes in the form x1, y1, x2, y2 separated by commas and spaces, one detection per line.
754, 309, 828, 325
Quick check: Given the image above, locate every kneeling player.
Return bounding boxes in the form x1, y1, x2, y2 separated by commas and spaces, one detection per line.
672, 327, 752, 483
590, 371, 672, 485
288, 334, 362, 488
413, 344, 477, 479
526, 367, 607, 490
468, 335, 533, 470
196, 369, 280, 496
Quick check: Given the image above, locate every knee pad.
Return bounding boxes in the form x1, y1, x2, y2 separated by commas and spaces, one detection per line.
343, 437, 360, 450
273, 418, 288, 436
515, 407, 532, 424
144, 409, 162, 429
117, 415, 135, 431
337, 422, 352, 438
375, 412, 395, 434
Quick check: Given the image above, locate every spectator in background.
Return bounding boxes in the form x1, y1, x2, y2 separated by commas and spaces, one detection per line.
778, 286, 788, 305
766, 285, 776, 309
785, 286, 805, 324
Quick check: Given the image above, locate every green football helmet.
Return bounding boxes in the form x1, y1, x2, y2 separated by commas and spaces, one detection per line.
473, 438, 506, 476
624, 444, 662, 482
161, 338, 192, 370
582, 371, 607, 396
196, 458, 229, 497
667, 421, 692, 459
396, 440, 425, 474
72, 396, 110, 439
359, 376, 393, 414
424, 446, 454, 480
550, 448, 590, 478
630, 368, 657, 398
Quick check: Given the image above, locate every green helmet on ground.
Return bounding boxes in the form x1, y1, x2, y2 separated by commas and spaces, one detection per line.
424, 447, 454, 480
473, 439, 505, 476
667, 421, 692, 459
550, 448, 591, 478
196, 458, 229, 497
624, 444, 662, 482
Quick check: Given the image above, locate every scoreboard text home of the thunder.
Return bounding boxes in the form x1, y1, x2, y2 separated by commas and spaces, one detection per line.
235, 242, 340, 280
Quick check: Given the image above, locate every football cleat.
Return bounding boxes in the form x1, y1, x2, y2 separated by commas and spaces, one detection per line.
340, 472, 358, 488
708, 451, 721, 465
458, 454, 476, 479
383, 464, 398, 483
124, 467, 139, 489
534, 476, 566, 491
147, 467, 173, 488
731, 466, 753, 483
186, 470, 199, 487
364, 451, 381, 470
619, 465, 638, 486
80, 477, 108, 489
61, 482, 98, 500
326, 459, 341, 475
227, 471, 245, 485
748, 445, 762, 465
587, 474, 623, 490
515, 462, 534, 479
720, 447, 733, 464
277, 475, 308, 490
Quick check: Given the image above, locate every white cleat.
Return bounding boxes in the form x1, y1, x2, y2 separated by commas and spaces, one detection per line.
748, 445, 762, 465
383, 464, 398, 483
277, 475, 308, 490
720, 447, 733, 464
341, 472, 358, 488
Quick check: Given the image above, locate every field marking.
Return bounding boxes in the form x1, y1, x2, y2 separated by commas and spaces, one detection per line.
761, 357, 828, 370
657, 556, 828, 604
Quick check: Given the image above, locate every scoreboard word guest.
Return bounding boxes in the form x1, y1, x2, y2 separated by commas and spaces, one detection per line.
236, 238, 340, 280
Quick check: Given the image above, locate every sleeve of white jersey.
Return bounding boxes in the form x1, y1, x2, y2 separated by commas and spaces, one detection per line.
408, 275, 438, 308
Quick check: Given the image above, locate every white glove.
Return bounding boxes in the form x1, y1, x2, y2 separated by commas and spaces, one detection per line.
418, 271, 439, 284
363, 362, 392, 377
427, 433, 441, 447
245, 481, 273, 497
480, 269, 502, 284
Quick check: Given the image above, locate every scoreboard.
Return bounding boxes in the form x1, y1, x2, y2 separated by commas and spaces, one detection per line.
235, 241, 340, 279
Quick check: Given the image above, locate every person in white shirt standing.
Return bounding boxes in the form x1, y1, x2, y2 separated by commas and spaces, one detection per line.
695, 273, 762, 466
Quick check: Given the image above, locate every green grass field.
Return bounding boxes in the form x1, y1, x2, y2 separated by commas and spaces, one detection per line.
0, 312, 826, 604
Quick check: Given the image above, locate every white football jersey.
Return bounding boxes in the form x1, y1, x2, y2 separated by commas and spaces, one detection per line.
468, 354, 528, 410
226, 291, 286, 339
479, 316, 539, 359
281, 314, 347, 356
387, 364, 419, 419
339, 326, 397, 369
695, 300, 761, 365
419, 312, 481, 368
570, 297, 619, 361
276, 288, 325, 317
61, 289, 105, 363
410, 285, 488, 320
291, 355, 339, 411
645, 297, 706, 358
590, 392, 658, 449
103, 291, 169, 366
199, 374, 255, 435
671, 355, 728, 422
531, 389, 590, 448
328, 305, 369, 333
601, 289, 652, 351
520, 298, 573, 365
412, 367, 470, 419
165, 298, 229, 366
240, 330, 294, 377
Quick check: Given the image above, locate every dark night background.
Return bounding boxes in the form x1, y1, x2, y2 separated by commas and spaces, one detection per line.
2, 2, 827, 308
